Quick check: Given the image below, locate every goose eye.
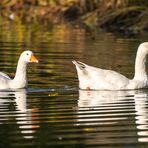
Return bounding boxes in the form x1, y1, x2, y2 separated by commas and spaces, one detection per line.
26, 53, 29, 56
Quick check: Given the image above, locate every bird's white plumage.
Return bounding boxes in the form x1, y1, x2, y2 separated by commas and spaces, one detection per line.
0, 50, 38, 90
73, 42, 148, 90
0, 72, 11, 89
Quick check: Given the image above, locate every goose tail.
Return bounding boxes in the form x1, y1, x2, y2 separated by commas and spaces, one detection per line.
72, 60, 89, 75
72, 60, 87, 70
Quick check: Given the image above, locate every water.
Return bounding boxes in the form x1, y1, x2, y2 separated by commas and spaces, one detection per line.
0, 21, 148, 147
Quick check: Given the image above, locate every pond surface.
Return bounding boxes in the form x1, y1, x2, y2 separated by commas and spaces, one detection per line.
0, 21, 148, 147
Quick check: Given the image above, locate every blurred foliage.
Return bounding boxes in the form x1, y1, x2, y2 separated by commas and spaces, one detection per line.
96, 0, 148, 34
0, 0, 148, 34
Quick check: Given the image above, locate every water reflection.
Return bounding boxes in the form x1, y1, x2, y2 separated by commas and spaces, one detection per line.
1, 21, 148, 147
78, 90, 129, 107
0, 89, 39, 139
134, 93, 148, 142
78, 89, 148, 143
0, 89, 27, 112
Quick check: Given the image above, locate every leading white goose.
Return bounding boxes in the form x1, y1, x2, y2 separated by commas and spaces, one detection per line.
73, 42, 148, 90
0, 50, 38, 89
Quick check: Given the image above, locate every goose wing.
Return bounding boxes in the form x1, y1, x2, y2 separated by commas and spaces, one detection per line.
0, 72, 11, 80
0, 72, 11, 88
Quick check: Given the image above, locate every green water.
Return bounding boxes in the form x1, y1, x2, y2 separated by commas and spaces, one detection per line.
0, 21, 148, 147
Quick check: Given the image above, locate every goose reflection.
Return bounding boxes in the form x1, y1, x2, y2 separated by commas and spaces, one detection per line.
0, 89, 27, 112
14, 89, 27, 112
0, 89, 39, 139
78, 89, 148, 142
78, 90, 128, 107
134, 93, 148, 142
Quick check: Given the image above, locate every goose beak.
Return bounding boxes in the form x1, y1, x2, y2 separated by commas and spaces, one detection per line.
30, 54, 38, 63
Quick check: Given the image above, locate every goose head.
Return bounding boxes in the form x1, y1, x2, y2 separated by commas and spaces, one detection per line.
138, 42, 148, 54
19, 50, 38, 63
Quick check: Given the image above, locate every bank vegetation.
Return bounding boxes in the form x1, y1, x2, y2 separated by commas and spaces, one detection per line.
0, 0, 148, 34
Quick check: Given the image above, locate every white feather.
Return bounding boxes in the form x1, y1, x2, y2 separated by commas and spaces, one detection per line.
73, 42, 148, 90
0, 50, 38, 89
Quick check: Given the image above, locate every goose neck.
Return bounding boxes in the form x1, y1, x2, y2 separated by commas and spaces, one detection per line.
134, 48, 148, 81
13, 59, 27, 81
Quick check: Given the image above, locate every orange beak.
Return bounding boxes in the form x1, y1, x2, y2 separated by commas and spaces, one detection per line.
30, 54, 38, 63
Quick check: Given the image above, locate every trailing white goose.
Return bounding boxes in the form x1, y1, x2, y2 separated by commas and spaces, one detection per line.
73, 42, 148, 90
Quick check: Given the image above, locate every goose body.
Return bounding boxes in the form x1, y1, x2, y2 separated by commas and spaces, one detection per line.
0, 50, 38, 89
73, 42, 148, 90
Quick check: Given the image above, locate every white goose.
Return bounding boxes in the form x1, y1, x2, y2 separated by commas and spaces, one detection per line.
0, 50, 38, 89
73, 42, 148, 90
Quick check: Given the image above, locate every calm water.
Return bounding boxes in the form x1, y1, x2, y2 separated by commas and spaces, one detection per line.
0, 21, 148, 147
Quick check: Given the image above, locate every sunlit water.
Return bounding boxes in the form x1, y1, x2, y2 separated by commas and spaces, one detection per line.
0, 21, 148, 147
